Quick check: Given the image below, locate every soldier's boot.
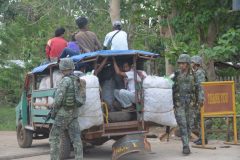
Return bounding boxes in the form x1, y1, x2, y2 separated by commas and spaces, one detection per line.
195, 138, 208, 145
193, 138, 200, 143
182, 146, 191, 155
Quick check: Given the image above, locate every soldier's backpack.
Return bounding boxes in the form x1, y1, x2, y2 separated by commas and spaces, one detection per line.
73, 77, 86, 107
76, 79, 86, 106
64, 76, 86, 109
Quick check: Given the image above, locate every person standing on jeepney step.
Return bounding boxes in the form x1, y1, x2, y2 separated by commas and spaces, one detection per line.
103, 21, 128, 50
49, 58, 86, 160
191, 55, 208, 145
172, 54, 199, 155
46, 27, 67, 61
75, 17, 102, 53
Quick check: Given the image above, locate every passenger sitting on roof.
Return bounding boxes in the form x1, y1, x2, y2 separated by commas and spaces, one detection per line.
112, 57, 141, 110
60, 33, 81, 58
103, 21, 128, 50
75, 17, 102, 53
45, 27, 67, 61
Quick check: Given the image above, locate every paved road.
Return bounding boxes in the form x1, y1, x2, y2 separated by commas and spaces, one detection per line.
0, 131, 239, 160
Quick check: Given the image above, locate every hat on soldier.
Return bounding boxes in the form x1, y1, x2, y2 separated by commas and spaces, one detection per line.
177, 54, 191, 64
191, 55, 202, 65
59, 58, 75, 71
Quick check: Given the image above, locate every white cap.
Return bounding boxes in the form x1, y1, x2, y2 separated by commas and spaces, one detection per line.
113, 20, 122, 27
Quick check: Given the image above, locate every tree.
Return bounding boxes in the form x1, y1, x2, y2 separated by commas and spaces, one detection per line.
109, 0, 120, 24
154, 0, 240, 80
1, 0, 240, 104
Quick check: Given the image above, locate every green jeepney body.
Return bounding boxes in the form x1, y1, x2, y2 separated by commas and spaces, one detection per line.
16, 88, 55, 128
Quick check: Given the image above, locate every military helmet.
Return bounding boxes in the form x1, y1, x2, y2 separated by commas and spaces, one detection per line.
59, 58, 75, 71
177, 54, 191, 64
191, 55, 202, 65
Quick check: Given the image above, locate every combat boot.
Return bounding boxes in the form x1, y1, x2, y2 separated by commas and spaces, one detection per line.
182, 146, 191, 155
195, 138, 208, 145
193, 138, 200, 143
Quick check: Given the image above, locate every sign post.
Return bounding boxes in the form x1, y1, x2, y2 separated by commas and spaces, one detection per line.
192, 81, 239, 149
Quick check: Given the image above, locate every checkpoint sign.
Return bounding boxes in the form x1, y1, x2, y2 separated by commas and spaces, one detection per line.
199, 81, 239, 146
202, 81, 236, 115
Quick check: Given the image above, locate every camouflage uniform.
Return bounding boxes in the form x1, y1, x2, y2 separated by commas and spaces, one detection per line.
172, 54, 199, 151
191, 56, 207, 142
49, 58, 85, 160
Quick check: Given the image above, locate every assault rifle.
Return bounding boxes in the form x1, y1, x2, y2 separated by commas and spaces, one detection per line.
41, 108, 56, 128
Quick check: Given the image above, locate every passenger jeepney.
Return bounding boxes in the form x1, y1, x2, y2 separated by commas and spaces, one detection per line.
16, 50, 159, 160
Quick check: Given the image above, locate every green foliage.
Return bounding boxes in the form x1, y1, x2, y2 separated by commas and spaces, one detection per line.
1, 0, 240, 104
0, 64, 25, 104
204, 28, 240, 62
216, 67, 240, 77
152, 0, 240, 65
0, 0, 111, 104
236, 94, 240, 115
0, 106, 16, 131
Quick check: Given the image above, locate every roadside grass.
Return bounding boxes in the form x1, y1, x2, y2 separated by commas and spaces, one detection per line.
0, 106, 16, 131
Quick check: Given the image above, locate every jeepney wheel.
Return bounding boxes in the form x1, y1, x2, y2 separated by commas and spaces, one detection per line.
60, 131, 71, 159
17, 122, 33, 148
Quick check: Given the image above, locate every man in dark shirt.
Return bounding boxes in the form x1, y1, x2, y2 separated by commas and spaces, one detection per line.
45, 27, 67, 61
75, 17, 102, 53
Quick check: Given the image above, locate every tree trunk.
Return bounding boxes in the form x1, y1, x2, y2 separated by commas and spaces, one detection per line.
165, 57, 174, 76
109, 0, 120, 25
206, 22, 218, 81
159, 14, 176, 75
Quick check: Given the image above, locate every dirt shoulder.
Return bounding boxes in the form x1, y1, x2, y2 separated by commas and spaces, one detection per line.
0, 131, 239, 160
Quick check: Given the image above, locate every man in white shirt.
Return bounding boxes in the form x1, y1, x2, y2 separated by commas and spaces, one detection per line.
112, 57, 142, 110
103, 21, 128, 50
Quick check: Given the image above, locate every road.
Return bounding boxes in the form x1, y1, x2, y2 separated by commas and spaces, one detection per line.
0, 131, 239, 160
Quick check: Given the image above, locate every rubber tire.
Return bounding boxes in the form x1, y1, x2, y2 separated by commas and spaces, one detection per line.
60, 131, 71, 159
17, 122, 33, 148
108, 112, 136, 122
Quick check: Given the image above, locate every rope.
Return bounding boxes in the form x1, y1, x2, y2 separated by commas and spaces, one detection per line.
101, 102, 109, 124
143, 108, 174, 114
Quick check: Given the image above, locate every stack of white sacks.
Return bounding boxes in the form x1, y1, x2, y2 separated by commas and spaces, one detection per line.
143, 76, 177, 127
35, 70, 63, 108
36, 71, 103, 131
36, 71, 176, 128
78, 75, 103, 131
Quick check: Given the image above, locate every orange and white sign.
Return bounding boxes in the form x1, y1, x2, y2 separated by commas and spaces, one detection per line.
202, 81, 235, 114
200, 81, 238, 146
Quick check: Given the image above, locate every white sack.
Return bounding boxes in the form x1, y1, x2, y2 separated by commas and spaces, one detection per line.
143, 76, 177, 127
53, 70, 63, 87
143, 76, 172, 89
36, 71, 62, 108
78, 75, 103, 131
81, 74, 99, 88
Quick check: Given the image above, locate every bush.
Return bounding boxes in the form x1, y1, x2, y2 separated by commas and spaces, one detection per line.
0, 106, 16, 131
0, 64, 25, 105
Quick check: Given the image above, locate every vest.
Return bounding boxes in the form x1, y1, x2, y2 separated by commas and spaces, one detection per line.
172, 70, 198, 104
63, 76, 76, 110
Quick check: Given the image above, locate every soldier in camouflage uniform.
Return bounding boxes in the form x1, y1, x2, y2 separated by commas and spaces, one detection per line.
49, 58, 86, 160
172, 54, 199, 155
191, 55, 208, 145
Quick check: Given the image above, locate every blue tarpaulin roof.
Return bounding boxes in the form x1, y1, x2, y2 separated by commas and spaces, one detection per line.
32, 50, 159, 74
